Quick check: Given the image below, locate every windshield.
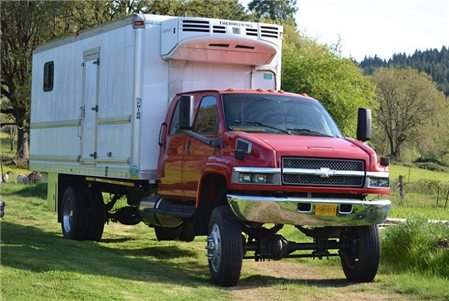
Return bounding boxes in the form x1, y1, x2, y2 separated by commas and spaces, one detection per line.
222, 93, 342, 137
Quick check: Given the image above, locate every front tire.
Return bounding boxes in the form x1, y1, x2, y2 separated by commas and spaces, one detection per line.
206, 206, 243, 287
340, 225, 380, 282
61, 187, 88, 240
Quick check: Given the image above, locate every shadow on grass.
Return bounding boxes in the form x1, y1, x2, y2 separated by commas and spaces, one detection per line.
1, 220, 357, 289
0, 221, 208, 286
2, 182, 47, 199
237, 274, 353, 288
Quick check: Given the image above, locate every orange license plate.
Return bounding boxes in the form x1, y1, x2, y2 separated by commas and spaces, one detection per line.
315, 204, 337, 216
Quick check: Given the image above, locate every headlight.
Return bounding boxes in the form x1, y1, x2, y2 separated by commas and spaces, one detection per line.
368, 177, 389, 188
253, 174, 267, 183
231, 168, 281, 185
239, 173, 252, 183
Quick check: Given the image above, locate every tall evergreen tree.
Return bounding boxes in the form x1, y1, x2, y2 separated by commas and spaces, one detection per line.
359, 47, 449, 96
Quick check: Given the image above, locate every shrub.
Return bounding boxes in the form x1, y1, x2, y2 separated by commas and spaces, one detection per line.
381, 215, 449, 277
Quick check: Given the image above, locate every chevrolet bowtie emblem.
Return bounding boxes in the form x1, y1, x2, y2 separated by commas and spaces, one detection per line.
315, 167, 335, 178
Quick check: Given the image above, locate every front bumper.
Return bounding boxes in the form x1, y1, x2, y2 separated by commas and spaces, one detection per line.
227, 194, 391, 226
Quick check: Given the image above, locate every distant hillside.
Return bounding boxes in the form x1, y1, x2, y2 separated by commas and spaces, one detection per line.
358, 46, 449, 96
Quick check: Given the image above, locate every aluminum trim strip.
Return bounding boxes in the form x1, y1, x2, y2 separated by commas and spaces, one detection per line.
232, 167, 281, 173
366, 171, 390, 178
30, 119, 79, 129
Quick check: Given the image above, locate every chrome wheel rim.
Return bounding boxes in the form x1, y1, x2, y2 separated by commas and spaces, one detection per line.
206, 224, 222, 272
62, 199, 74, 234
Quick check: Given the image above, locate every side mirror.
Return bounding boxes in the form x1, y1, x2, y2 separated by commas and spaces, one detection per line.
357, 108, 372, 142
179, 95, 194, 130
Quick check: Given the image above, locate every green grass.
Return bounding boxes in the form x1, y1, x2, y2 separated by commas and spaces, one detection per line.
382, 215, 449, 277
2, 182, 449, 300
1, 183, 231, 300
1, 137, 449, 299
1, 132, 16, 162
389, 163, 449, 184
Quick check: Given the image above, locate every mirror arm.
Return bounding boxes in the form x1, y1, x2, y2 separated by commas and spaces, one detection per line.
183, 130, 222, 149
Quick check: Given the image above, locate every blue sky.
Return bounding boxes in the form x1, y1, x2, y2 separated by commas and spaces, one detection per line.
241, 0, 449, 62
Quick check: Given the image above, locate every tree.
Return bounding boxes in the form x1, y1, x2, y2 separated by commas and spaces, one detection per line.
248, 0, 297, 25
64, 0, 243, 31
210, 0, 249, 20
359, 47, 449, 97
369, 67, 447, 160
281, 26, 375, 137
1, 1, 67, 160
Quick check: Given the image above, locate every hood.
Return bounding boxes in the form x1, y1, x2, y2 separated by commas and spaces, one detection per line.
247, 133, 369, 161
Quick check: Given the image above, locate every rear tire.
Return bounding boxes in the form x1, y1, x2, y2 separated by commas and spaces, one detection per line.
61, 187, 88, 240
154, 225, 182, 241
206, 206, 243, 287
84, 187, 105, 241
340, 225, 380, 282
154, 221, 195, 242
179, 221, 195, 242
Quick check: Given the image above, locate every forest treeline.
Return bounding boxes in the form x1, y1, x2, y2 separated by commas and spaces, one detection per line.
1, 0, 448, 165
359, 47, 449, 96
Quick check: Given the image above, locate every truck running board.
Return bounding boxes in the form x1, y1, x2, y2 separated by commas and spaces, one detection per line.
143, 207, 193, 219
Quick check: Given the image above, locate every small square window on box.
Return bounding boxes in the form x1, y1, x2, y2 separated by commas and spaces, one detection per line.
43, 61, 54, 92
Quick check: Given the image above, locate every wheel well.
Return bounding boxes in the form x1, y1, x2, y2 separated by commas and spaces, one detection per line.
199, 174, 228, 206
194, 174, 228, 235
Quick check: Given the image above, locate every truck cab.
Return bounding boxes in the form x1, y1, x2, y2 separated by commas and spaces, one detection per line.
153, 88, 390, 286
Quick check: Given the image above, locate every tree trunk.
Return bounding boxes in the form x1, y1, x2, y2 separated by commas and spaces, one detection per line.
388, 136, 396, 160
16, 122, 29, 161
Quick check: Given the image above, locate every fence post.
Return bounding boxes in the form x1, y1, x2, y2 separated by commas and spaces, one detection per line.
445, 189, 449, 210
437, 180, 441, 206
399, 175, 404, 205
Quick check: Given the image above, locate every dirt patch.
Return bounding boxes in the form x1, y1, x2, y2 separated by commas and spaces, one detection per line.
226, 260, 407, 301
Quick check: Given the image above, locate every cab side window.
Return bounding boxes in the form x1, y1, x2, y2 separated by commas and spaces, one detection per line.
169, 100, 182, 135
194, 96, 219, 134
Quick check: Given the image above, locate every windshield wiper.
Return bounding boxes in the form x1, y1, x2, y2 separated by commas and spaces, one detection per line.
235, 120, 293, 135
287, 128, 334, 137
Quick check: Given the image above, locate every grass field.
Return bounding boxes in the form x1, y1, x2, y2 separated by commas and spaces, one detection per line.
387, 164, 449, 221
1, 133, 449, 300
1, 182, 448, 300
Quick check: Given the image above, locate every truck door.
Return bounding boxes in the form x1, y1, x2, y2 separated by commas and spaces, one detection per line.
182, 94, 220, 199
80, 48, 100, 165
158, 93, 220, 200
157, 100, 185, 198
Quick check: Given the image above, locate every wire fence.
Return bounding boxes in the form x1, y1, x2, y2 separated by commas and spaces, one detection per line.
389, 175, 449, 210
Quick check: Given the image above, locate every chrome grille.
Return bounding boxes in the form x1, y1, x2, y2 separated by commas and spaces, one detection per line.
282, 157, 365, 187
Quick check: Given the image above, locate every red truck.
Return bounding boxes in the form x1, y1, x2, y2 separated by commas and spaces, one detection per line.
30, 14, 390, 287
